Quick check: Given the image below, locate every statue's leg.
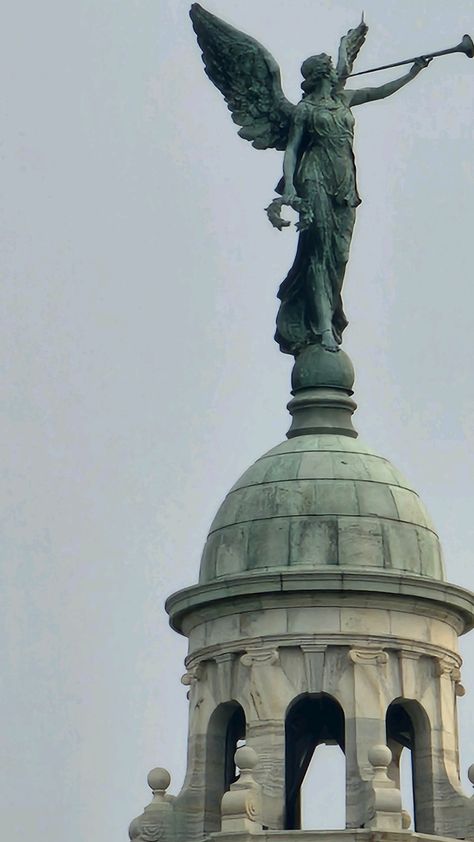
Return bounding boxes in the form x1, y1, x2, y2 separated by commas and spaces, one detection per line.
308, 255, 339, 352
275, 293, 309, 356
333, 205, 356, 284
303, 182, 339, 352
330, 205, 356, 343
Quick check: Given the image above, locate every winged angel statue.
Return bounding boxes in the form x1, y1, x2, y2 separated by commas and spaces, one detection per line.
190, 4, 430, 355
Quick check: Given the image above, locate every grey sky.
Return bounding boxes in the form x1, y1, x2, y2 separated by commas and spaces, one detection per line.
1, 1, 474, 839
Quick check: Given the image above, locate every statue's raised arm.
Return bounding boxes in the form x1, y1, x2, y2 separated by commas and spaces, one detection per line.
336, 15, 369, 84
189, 3, 295, 150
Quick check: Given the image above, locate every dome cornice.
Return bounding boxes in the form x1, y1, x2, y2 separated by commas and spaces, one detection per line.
166, 569, 474, 636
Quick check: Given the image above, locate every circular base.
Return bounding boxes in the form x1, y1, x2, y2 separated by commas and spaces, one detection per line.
292, 344, 355, 393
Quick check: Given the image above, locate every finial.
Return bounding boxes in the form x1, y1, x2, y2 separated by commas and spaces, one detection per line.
147, 767, 171, 796
368, 744, 392, 772
402, 810, 412, 829
468, 764, 474, 788
235, 745, 258, 773
128, 767, 175, 841
287, 346, 357, 438
221, 745, 262, 833
367, 744, 403, 831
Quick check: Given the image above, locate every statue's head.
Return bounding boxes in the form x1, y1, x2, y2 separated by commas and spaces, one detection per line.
301, 53, 338, 93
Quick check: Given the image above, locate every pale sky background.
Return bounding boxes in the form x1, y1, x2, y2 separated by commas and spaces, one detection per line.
1, 1, 474, 839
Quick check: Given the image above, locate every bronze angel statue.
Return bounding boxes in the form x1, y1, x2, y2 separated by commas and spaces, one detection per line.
190, 4, 431, 355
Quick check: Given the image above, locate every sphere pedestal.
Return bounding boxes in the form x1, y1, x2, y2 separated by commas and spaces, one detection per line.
288, 345, 357, 439
291, 345, 355, 394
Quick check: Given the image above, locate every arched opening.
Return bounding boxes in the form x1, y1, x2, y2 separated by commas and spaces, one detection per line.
386, 699, 433, 833
204, 701, 246, 834
285, 693, 345, 830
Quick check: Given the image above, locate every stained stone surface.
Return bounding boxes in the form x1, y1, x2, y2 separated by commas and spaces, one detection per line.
199, 434, 444, 584
165, 578, 474, 838
162, 413, 474, 841
163, 414, 474, 840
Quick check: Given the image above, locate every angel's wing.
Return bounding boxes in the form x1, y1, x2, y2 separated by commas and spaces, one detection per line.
336, 16, 369, 83
190, 4, 295, 151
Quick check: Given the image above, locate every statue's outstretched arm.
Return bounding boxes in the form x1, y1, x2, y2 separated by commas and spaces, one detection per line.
348, 57, 430, 106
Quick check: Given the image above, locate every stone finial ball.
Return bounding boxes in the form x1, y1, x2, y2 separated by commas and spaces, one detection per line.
468, 764, 474, 785
235, 745, 258, 771
147, 767, 171, 792
402, 810, 412, 829
368, 744, 392, 768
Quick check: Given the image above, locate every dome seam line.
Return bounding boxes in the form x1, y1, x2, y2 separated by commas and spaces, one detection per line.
207, 512, 440, 539
227, 476, 421, 499
257, 449, 395, 464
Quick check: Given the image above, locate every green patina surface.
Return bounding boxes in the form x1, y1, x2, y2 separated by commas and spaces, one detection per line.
190, 4, 430, 362
197, 434, 444, 585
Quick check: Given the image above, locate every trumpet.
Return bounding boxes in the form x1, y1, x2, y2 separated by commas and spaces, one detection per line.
348, 33, 474, 77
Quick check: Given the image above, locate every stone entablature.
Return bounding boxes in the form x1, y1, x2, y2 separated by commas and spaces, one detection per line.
167, 570, 474, 643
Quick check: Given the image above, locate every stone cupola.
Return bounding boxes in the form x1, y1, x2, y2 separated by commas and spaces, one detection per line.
130, 346, 474, 842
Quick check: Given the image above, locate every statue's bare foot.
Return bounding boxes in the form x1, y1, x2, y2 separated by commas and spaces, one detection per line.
321, 329, 339, 353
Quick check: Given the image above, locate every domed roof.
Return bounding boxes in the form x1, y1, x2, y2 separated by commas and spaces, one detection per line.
199, 433, 444, 584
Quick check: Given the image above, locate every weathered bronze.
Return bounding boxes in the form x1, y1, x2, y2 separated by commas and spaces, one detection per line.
190, 5, 437, 356
348, 33, 474, 77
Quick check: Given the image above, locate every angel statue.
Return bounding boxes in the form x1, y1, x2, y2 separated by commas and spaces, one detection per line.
190, 4, 431, 355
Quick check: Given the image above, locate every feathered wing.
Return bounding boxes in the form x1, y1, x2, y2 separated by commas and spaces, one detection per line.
190, 3, 295, 151
336, 16, 369, 83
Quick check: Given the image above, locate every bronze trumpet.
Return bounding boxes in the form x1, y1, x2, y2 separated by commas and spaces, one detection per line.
348, 33, 474, 77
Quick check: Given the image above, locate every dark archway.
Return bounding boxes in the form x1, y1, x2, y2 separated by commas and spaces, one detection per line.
204, 701, 246, 834
386, 699, 433, 832
285, 693, 345, 830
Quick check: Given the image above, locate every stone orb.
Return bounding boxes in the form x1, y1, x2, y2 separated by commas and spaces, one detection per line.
235, 745, 258, 771
147, 767, 171, 792
292, 344, 355, 393
368, 744, 392, 768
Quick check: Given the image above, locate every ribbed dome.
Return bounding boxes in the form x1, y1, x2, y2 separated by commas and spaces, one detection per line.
199, 434, 444, 584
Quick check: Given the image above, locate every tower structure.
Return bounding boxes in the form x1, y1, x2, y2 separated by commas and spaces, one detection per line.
129, 348, 474, 842
128, 6, 474, 841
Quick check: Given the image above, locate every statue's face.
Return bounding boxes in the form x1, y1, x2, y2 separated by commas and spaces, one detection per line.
301, 53, 337, 92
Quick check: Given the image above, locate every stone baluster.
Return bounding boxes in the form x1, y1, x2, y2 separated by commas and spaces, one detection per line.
220, 746, 263, 835
366, 745, 404, 831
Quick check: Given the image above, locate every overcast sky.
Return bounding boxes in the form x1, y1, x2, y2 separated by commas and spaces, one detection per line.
1, 1, 474, 839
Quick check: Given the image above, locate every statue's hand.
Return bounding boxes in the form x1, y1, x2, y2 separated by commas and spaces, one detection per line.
409, 56, 432, 77
282, 186, 298, 206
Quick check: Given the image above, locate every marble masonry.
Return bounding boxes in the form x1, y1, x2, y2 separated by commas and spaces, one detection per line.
128, 349, 474, 842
